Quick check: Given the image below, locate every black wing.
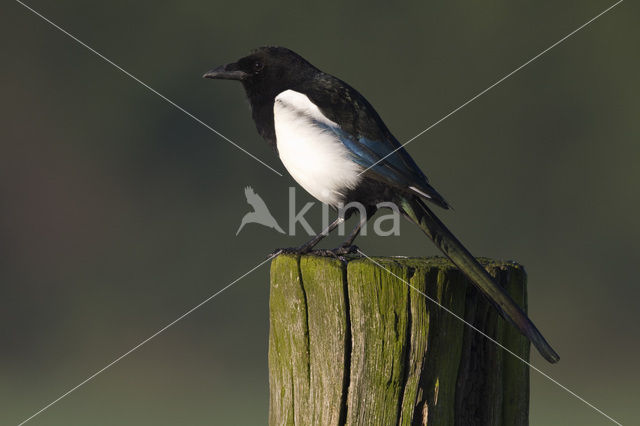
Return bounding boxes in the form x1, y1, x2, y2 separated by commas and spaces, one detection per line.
301, 73, 449, 209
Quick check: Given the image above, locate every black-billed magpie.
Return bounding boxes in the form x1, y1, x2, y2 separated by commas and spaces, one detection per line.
204, 46, 559, 363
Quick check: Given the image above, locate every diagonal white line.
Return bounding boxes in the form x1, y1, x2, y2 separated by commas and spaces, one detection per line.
16, 253, 278, 426
358, 0, 624, 177
355, 249, 623, 425
14, 0, 284, 177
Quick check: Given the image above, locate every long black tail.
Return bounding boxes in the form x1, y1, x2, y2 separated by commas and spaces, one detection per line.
398, 195, 559, 363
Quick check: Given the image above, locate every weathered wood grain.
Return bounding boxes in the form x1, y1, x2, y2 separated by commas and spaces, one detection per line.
269, 255, 530, 426
301, 256, 349, 426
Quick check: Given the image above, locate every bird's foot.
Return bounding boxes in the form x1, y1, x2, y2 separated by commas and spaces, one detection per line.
333, 244, 359, 255
311, 248, 342, 259
310, 245, 360, 260
269, 245, 360, 260
268, 245, 313, 258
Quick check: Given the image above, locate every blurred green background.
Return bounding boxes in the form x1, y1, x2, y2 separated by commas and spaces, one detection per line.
1, 0, 638, 424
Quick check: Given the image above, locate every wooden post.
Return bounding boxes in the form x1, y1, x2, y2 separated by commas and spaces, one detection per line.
269, 254, 530, 426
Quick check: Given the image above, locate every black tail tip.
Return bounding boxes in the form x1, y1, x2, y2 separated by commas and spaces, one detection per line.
536, 342, 560, 363
545, 350, 560, 364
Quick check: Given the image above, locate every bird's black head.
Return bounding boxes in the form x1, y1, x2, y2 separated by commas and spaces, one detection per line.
203, 46, 318, 99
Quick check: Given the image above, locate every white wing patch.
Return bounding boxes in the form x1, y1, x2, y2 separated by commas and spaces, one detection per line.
273, 90, 362, 207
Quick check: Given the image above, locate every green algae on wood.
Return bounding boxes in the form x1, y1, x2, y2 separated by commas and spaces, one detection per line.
346, 259, 411, 426
269, 255, 530, 425
301, 256, 349, 425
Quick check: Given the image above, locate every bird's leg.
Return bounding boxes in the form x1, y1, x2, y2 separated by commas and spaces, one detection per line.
331, 213, 369, 255
297, 216, 344, 252
270, 216, 344, 256
313, 207, 374, 257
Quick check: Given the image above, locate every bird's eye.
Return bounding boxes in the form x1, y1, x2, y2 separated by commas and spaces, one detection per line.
253, 61, 264, 73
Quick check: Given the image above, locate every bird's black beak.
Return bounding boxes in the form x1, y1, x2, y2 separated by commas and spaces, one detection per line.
203, 63, 248, 81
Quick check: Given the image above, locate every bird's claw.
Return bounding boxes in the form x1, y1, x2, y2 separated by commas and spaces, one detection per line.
333, 245, 359, 255
269, 245, 360, 260
310, 245, 360, 260
311, 248, 342, 259
268, 246, 312, 258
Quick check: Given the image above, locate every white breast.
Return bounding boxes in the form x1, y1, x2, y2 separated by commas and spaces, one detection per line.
273, 90, 362, 207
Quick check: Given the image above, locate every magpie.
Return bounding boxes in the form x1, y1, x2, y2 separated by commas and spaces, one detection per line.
204, 46, 559, 363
